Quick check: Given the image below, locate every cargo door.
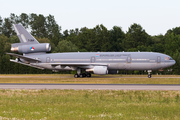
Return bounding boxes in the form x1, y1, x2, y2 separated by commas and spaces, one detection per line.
157, 56, 161, 63
91, 57, 95, 63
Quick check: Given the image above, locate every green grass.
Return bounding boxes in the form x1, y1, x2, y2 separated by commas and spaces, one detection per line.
0, 90, 180, 119
0, 74, 180, 84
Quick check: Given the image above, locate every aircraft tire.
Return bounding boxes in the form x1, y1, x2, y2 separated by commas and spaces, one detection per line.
82, 73, 86, 77
87, 73, 91, 77
148, 74, 151, 78
80, 74, 83, 78
74, 74, 79, 78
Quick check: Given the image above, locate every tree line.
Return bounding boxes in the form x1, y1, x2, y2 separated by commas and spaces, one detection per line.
0, 13, 179, 74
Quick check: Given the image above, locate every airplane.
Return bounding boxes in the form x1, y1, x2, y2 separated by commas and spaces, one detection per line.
7, 24, 176, 78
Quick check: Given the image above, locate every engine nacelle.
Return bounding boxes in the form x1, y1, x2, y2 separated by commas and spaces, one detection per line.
11, 43, 51, 53
86, 66, 108, 75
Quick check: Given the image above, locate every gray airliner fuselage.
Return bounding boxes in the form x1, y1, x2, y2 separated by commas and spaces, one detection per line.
25, 52, 175, 70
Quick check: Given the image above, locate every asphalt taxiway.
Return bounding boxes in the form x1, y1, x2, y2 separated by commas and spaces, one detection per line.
0, 83, 180, 90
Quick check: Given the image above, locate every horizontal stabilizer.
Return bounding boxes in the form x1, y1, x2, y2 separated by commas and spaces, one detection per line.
7, 53, 41, 62
10, 59, 44, 70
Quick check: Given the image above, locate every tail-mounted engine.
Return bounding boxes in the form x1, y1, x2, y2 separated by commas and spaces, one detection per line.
11, 43, 51, 54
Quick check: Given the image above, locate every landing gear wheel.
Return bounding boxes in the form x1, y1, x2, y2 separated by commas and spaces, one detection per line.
147, 70, 152, 78
74, 74, 79, 78
82, 73, 86, 77
86, 73, 91, 77
80, 74, 83, 78
148, 74, 151, 78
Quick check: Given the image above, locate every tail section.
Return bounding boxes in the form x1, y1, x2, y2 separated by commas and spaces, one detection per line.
10, 24, 51, 54
13, 24, 39, 44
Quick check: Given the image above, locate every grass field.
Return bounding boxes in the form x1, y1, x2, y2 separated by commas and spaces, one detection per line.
0, 89, 180, 119
0, 74, 180, 84
0, 75, 180, 119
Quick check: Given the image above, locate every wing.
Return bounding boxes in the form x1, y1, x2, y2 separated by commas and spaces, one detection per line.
48, 63, 108, 70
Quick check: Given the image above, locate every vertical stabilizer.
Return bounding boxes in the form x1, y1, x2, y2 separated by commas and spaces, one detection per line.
13, 24, 39, 44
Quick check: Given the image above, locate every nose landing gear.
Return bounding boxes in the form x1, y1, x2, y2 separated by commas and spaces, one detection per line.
147, 70, 152, 78
148, 74, 151, 78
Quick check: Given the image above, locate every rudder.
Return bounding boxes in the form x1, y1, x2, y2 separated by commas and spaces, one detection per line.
13, 24, 39, 44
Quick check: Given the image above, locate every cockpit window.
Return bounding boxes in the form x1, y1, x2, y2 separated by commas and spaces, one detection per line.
169, 57, 174, 60
165, 57, 174, 60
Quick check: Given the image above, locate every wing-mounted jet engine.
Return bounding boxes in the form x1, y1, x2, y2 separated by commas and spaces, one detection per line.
86, 66, 108, 75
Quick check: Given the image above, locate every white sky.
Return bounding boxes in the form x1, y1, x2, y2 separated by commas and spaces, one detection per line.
1, 0, 180, 35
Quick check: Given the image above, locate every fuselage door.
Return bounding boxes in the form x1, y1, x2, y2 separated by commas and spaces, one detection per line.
157, 56, 161, 63
127, 56, 131, 63
46, 57, 50, 63
91, 57, 95, 63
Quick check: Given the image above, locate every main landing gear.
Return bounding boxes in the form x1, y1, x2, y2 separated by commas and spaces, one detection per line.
74, 68, 91, 78
147, 70, 152, 78
74, 73, 91, 78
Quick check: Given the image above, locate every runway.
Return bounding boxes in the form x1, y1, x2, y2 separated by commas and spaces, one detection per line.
0, 83, 180, 90
1, 75, 180, 78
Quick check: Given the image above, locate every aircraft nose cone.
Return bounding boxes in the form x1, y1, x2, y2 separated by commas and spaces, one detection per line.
165, 60, 176, 68
169, 60, 176, 67
172, 60, 176, 65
